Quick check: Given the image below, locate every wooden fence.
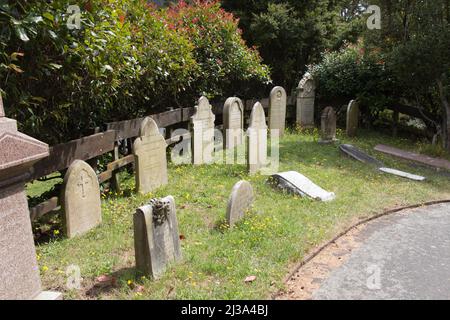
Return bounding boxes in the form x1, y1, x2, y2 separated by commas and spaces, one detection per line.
28, 95, 296, 221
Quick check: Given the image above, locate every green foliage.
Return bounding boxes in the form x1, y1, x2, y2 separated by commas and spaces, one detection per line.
222, 0, 365, 89
0, 0, 269, 144
163, 0, 270, 98
310, 43, 396, 113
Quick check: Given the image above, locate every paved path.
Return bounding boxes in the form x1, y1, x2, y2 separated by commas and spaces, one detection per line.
313, 203, 450, 300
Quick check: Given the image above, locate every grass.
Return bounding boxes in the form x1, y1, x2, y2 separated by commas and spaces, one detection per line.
31, 128, 450, 300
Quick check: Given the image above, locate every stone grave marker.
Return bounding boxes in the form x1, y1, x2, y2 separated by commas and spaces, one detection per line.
133, 117, 168, 194
296, 73, 316, 128
346, 100, 359, 137
134, 196, 182, 279
223, 97, 244, 149
319, 106, 338, 144
226, 180, 254, 227
247, 102, 268, 175
0, 93, 61, 299
190, 96, 216, 165
269, 86, 287, 137
62, 160, 102, 238
271, 171, 336, 202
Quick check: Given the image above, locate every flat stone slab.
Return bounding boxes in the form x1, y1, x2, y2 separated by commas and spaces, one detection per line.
379, 168, 425, 181
271, 171, 335, 202
340, 144, 383, 167
375, 144, 450, 171
313, 203, 450, 300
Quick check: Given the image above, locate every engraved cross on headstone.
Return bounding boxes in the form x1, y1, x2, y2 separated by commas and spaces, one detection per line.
77, 171, 89, 198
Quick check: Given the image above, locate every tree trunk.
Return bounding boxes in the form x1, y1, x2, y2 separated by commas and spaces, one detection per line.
437, 79, 450, 151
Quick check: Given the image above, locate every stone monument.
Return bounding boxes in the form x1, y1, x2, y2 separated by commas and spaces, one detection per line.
61, 160, 102, 238
226, 180, 254, 227
223, 97, 244, 149
190, 97, 215, 165
134, 196, 182, 279
346, 100, 359, 137
247, 102, 268, 175
319, 106, 337, 144
133, 117, 168, 194
269, 86, 287, 137
296, 73, 316, 128
0, 93, 61, 299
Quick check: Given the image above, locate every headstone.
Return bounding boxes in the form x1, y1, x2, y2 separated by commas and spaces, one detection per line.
340, 144, 426, 181
190, 96, 215, 165
296, 73, 316, 128
379, 168, 426, 181
340, 144, 384, 167
319, 106, 337, 144
0, 93, 61, 299
269, 86, 287, 137
134, 196, 181, 279
133, 117, 168, 194
247, 102, 268, 175
271, 171, 336, 202
226, 180, 254, 227
223, 97, 244, 149
346, 100, 359, 137
62, 160, 102, 238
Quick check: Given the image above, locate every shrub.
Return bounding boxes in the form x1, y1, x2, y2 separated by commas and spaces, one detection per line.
0, 0, 269, 144
162, 0, 271, 98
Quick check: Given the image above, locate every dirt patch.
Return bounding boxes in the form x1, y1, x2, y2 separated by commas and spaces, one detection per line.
275, 224, 368, 300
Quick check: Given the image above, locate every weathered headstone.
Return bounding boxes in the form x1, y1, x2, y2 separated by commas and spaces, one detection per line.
190, 96, 216, 165
134, 196, 182, 279
62, 160, 102, 238
269, 86, 287, 137
271, 171, 336, 202
0, 93, 61, 299
223, 97, 244, 149
247, 102, 268, 175
296, 73, 316, 128
319, 106, 338, 144
226, 180, 254, 227
133, 117, 168, 194
346, 100, 359, 137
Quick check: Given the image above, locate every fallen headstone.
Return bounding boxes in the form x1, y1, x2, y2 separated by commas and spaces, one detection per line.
340, 144, 383, 167
134, 196, 182, 279
271, 171, 336, 202
379, 168, 426, 181
340, 144, 426, 181
375, 144, 450, 171
226, 180, 254, 227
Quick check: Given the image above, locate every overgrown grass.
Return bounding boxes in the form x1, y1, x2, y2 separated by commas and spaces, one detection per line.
31, 129, 450, 300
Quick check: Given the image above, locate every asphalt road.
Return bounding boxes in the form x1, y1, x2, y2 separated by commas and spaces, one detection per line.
314, 203, 450, 300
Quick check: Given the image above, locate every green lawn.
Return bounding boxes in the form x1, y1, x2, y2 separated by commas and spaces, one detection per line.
31, 128, 450, 300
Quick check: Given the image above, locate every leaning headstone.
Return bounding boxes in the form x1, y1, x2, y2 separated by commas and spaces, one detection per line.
134, 196, 182, 279
0, 93, 61, 299
346, 100, 359, 137
223, 97, 244, 149
247, 102, 268, 175
190, 96, 216, 165
319, 106, 338, 144
62, 160, 102, 238
271, 171, 336, 202
296, 72, 316, 128
226, 180, 254, 227
133, 117, 168, 194
269, 86, 287, 137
